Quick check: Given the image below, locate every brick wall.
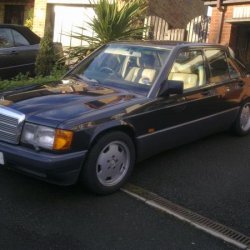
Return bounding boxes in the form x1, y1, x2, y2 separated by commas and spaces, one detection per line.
208, 6, 233, 45
0, 4, 4, 23
208, 4, 250, 45
208, 4, 250, 69
33, 0, 47, 37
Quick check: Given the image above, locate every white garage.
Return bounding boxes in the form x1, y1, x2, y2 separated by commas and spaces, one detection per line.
52, 4, 95, 47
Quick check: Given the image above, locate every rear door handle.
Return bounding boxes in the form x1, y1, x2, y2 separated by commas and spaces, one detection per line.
238, 81, 245, 88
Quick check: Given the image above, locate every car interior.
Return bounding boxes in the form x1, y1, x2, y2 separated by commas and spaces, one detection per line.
125, 54, 157, 85
168, 51, 206, 90
82, 48, 166, 88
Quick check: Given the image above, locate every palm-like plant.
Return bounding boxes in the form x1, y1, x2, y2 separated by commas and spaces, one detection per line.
89, 0, 147, 45
66, 0, 147, 63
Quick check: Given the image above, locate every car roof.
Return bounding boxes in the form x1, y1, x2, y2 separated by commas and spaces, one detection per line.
109, 40, 226, 50
0, 24, 40, 45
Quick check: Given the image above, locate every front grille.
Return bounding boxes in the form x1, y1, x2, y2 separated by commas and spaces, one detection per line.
0, 106, 25, 144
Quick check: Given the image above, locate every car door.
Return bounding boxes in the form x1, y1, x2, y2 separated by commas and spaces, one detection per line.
129, 49, 224, 160
204, 48, 244, 125
11, 28, 39, 75
0, 28, 17, 78
0, 28, 38, 79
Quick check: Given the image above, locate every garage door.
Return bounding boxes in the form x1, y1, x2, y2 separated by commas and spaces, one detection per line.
53, 5, 95, 47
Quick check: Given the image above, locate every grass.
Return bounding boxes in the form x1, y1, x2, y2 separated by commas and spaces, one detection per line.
0, 68, 67, 92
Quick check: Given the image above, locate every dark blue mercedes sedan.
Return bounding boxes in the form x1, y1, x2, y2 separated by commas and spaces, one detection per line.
0, 24, 41, 79
0, 41, 250, 194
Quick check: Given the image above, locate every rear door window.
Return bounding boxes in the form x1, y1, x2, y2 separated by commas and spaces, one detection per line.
205, 49, 230, 83
12, 29, 30, 46
227, 58, 241, 79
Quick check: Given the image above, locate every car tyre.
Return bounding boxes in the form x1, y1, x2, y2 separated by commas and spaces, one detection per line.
80, 131, 135, 195
233, 100, 250, 136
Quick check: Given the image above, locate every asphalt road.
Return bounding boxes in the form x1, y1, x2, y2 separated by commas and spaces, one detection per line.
0, 131, 249, 249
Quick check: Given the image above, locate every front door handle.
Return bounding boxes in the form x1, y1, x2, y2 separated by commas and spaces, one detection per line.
202, 90, 210, 96
10, 51, 18, 55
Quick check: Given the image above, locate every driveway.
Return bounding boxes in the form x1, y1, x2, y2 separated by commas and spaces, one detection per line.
0, 131, 249, 249
130, 132, 250, 236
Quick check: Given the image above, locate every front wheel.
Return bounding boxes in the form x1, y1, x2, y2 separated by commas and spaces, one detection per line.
233, 101, 250, 136
80, 131, 135, 195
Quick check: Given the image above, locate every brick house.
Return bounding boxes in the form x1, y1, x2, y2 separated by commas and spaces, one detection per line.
0, 0, 34, 25
203, 0, 250, 70
0, 0, 206, 46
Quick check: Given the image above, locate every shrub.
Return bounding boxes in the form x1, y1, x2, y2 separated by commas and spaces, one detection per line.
0, 68, 66, 92
35, 27, 56, 77
24, 8, 34, 29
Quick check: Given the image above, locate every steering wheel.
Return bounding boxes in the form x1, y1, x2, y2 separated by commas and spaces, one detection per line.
100, 67, 115, 75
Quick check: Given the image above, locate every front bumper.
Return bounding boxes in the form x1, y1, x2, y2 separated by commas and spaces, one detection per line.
0, 142, 87, 185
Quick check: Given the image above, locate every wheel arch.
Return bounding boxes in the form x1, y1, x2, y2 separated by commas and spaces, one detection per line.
242, 96, 250, 103
232, 97, 250, 136
89, 124, 138, 159
79, 124, 137, 194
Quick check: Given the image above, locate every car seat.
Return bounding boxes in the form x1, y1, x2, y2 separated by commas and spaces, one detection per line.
125, 54, 157, 85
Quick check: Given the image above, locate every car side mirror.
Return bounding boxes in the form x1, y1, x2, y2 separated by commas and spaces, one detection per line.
158, 80, 184, 97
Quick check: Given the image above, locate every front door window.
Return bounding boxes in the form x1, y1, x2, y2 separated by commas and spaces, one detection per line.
0, 28, 14, 48
168, 50, 206, 90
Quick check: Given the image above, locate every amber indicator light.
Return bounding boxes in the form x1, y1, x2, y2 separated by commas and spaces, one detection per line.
53, 129, 73, 150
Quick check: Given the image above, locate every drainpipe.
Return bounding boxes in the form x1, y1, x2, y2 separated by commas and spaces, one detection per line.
216, 0, 225, 44
217, 0, 222, 9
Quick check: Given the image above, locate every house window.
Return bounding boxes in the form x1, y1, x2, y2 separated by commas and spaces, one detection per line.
4, 5, 25, 25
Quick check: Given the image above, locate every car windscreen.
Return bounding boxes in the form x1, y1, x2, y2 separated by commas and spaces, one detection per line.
69, 44, 171, 95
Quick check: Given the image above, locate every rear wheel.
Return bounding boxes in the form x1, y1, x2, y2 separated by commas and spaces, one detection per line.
80, 131, 135, 195
233, 101, 250, 136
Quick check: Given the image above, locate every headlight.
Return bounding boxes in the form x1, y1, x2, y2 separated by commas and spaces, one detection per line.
21, 123, 73, 150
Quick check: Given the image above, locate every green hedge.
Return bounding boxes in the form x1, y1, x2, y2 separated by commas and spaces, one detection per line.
0, 69, 66, 92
